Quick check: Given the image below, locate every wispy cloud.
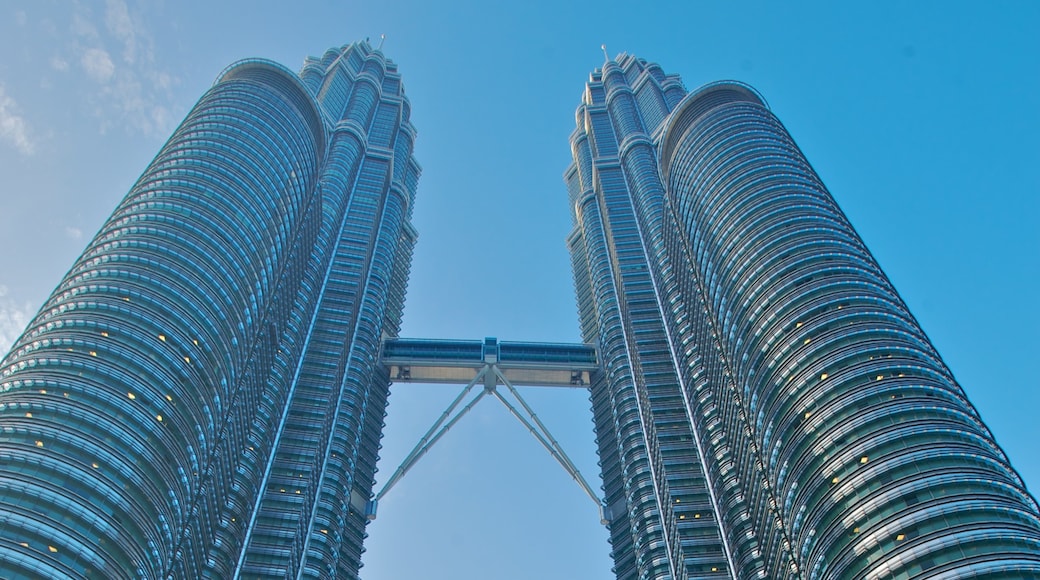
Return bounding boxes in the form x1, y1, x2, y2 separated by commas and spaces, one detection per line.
70, 12, 100, 41
0, 85, 35, 155
61, 0, 178, 136
105, 0, 137, 64
0, 285, 34, 358
64, 226, 83, 240
82, 48, 116, 83
49, 56, 70, 72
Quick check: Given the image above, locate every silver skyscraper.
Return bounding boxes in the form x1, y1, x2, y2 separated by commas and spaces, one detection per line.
0, 41, 418, 578
566, 53, 1040, 579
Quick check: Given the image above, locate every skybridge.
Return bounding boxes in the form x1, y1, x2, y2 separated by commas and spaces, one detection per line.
381, 336, 597, 387
370, 337, 606, 523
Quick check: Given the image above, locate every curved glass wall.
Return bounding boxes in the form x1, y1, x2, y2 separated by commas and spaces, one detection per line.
0, 60, 325, 578
568, 54, 735, 580
659, 83, 1040, 578
235, 42, 419, 580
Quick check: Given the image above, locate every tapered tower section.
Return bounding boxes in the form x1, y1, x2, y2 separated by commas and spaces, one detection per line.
568, 54, 1040, 579
236, 43, 419, 580
0, 41, 419, 579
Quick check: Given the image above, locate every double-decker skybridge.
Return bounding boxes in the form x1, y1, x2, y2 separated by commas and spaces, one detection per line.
367, 337, 606, 523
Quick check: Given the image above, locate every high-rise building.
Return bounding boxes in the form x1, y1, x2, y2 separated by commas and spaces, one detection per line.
1, 40, 1039, 580
0, 41, 419, 578
565, 53, 1040, 579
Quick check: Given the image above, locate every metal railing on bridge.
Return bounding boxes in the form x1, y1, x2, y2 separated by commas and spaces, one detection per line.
380, 336, 597, 387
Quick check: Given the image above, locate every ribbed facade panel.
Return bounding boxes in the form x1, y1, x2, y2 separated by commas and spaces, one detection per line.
0, 59, 325, 578
569, 55, 734, 580
237, 43, 418, 580
661, 83, 1040, 579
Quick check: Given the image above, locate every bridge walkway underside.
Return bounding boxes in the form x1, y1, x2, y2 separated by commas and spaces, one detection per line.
371, 337, 605, 522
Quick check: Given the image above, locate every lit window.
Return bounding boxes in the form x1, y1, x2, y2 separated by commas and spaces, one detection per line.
158, 334, 166, 342
127, 392, 136, 400
694, 513, 700, 519
795, 322, 802, 328
831, 477, 839, 484
184, 356, 191, 364
92, 463, 99, 469
25, 412, 31, 418
156, 415, 163, 422
803, 338, 811, 345
100, 331, 109, 337
89, 351, 97, 357
48, 546, 58, 553
679, 514, 685, 520
166, 395, 173, 402
860, 456, 868, 464
35, 441, 44, 448
896, 534, 905, 541
820, 373, 828, 380
876, 375, 884, 381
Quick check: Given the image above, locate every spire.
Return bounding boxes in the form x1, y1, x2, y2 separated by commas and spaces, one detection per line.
601, 44, 609, 62
378, 34, 385, 50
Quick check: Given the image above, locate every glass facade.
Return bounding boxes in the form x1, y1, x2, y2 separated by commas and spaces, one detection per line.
1, 40, 1038, 580
0, 41, 418, 579
566, 54, 1040, 579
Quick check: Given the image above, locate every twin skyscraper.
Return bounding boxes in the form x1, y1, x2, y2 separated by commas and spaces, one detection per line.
1, 41, 1038, 579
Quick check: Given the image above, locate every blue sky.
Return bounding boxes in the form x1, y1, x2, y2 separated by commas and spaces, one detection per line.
0, 1, 1037, 578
